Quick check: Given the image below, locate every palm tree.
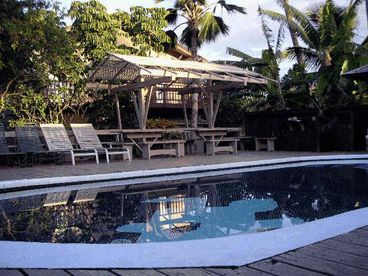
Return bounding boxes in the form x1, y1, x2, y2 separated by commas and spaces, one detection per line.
282, 0, 365, 111
223, 18, 286, 110
156, 0, 246, 127
260, 0, 303, 66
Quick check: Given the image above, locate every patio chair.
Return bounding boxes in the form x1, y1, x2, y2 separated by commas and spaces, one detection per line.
15, 125, 54, 165
0, 123, 25, 166
70, 123, 131, 163
40, 124, 99, 166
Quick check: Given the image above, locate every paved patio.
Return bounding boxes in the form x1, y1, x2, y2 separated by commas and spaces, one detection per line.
0, 151, 352, 182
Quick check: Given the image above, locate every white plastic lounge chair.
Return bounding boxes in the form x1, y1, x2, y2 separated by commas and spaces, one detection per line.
70, 123, 131, 163
40, 124, 99, 165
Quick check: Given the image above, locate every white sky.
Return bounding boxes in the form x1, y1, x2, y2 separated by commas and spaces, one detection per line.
58, 0, 368, 74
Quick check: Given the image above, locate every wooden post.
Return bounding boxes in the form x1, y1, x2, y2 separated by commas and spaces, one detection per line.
213, 91, 223, 127
191, 93, 199, 128
209, 90, 214, 128
138, 88, 146, 130
110, 84, 122, 130
182, 94, 189, 128
143, 86, 154, 128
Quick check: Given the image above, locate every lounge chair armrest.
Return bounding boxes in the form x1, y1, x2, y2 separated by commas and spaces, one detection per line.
101, 141, 125, 149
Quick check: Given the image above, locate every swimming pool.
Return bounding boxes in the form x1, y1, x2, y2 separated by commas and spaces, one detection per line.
0, 155, 368, 268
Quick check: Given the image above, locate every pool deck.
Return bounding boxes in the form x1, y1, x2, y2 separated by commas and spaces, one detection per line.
0, 151, 359, 181
1, 151, 368, 275
2, 226, 368, 275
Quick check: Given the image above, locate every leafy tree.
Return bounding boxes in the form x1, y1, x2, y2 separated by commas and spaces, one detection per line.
0, 0, 86, 126
116, 7, 171, 56
69, 0, 121, 63
156, 0, 246, 127
69, 1, 171, 63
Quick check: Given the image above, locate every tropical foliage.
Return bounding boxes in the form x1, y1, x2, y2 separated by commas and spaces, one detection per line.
0, 0, 171, 127
69, 1, 171, 63
0, 0, 86, 126
156, 0, 246, 127
260, 0, 368, 112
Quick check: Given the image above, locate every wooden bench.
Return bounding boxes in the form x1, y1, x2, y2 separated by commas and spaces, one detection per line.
254, 137, 276, 152
142, 140, 185, 160
205, 137, 239, 155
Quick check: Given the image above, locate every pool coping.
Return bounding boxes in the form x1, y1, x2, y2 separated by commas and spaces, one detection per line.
1, 208, 367, 269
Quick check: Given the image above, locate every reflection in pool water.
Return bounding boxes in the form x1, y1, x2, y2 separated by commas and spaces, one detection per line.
0, 163, 367, 244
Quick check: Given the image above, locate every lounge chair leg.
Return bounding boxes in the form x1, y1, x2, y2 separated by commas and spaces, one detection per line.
105, 149, 109, 163
71, 150, 76, 166
127, 149, 131, 162
95, 149, 99, 164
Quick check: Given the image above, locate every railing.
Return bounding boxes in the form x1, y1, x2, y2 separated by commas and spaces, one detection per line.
150, 91, 193, 108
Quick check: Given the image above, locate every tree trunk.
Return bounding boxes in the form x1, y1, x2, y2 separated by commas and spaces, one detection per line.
189, 25, 199, 128
283, 0, 303, 66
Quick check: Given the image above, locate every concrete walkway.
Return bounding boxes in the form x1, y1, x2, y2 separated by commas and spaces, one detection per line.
0, 151, 348, 181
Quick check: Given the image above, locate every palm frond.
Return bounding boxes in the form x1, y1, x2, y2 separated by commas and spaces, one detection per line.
165, 8, 178, 25
286, 47, 321, 70
180, 25, 202, 49
216, 0, 246, 14
286, 4, 319, 48
275, 23, 285, 58
260, 17, 274, 50
226, 47, 253, 60
199, 12, 229, 42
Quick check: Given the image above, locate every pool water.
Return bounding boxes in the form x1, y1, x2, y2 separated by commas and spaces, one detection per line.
0, 163, 367, 244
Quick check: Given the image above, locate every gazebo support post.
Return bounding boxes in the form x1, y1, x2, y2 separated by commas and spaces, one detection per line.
109, 84, 123, 131
213, 91, 223, 127
209, 91, 214, 128
114, 93, 123, 130
131, 92, 141, 128
182, 94, 189, 128
143, 86, 154, 128
137, 84, 147, 130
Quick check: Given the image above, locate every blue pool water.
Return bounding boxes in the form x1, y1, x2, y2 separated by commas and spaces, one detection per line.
0, 162, 367, 244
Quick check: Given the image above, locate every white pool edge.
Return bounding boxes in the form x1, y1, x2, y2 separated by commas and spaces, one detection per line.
0, 208, 367, 269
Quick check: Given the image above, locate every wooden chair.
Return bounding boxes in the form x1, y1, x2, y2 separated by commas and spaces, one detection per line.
70, 123, 131, 163
40, 124, 99, 166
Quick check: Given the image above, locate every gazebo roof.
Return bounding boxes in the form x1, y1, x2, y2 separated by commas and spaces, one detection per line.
342, 65, 368, 80
90, 53, 268, 89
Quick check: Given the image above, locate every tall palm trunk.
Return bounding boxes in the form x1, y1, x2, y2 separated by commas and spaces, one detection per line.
283, 0, 303, 66
189, 24, 199, 128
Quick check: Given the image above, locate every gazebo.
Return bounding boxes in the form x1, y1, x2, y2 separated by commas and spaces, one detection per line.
88, 53, 269, 130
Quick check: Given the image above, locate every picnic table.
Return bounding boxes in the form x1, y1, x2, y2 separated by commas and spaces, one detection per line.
95, 127, 245, 157
194, 128, 242, 155
98, 129, 185, 160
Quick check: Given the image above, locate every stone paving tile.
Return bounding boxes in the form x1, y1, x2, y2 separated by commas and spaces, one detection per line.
0, 151, 343, 181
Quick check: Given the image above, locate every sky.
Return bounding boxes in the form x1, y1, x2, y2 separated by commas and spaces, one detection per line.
58, 0, 368, 75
